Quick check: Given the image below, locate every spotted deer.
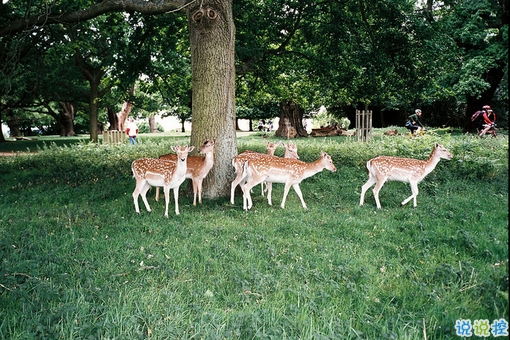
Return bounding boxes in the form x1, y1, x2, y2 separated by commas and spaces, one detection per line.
241, 151, 336, 210
230, 141, 279, 204
156, 139, 215, 206
359, 143, 453, 209
131, 145, 194, 217
263, 141, 300, 204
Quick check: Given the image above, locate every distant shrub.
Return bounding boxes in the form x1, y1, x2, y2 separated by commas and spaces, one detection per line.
137, 121, 164, 133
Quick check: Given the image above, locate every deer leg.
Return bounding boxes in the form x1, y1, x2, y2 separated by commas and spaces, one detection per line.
372, 179, 386, 209
230, 169, 245, 204
155, 187, 160, 202
173, 186, 180, 215
241, 182, 252, 210
360, 175, 377, 206
266, 182, 273, 205
139, 182, 152, 212
242, 176, 263, 210
194, 178, 203, 206
161, 186, 171, 217
292, 183, 307, 209
401, 182, 419, 207
280, 183, 293, 209
133, 181, 144, 214
192, 178, 198, 206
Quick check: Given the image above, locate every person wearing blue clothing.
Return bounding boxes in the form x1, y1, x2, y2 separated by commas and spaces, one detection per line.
126, 117, 138, 145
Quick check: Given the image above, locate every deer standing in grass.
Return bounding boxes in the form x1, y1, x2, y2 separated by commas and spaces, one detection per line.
359, 143, 453, 209
230, 141, 278, 204
131, 145, 194, 217
230, 141, 300, 204
241, 151, 336, 210
156, 139, 215, 206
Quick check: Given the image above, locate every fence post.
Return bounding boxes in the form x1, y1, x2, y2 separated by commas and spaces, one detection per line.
355, 110, 372, 142
102, 130, 126, 144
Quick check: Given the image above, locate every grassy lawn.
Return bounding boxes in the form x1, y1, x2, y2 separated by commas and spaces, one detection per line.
0, 128, 508, 339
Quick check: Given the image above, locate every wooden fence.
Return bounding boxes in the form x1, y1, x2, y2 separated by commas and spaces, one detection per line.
355, 110, 372, 142
102, 130, 126, 144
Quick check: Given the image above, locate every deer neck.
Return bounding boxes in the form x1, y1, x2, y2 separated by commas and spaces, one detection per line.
302, 158, 325, 179
423, 150, 442, 176
175, 158, 188, 176
203, 151, 214, 170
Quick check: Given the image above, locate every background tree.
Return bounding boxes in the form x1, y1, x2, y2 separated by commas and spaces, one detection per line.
1, 0, 507, 198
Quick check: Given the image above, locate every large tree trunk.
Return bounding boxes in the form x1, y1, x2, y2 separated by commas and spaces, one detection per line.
117, 98, 133, 131
275, 100, 307, 138
74, 51, 105, 143
106, 107, 119, 130
188, 0, 237, 198
6, 108, 21, 138
149, 114, 158, 133
58, 101, 76, 136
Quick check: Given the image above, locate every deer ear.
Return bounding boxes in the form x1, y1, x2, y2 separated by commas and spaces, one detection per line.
434, 142, 439, 148
188, 145, 195, 152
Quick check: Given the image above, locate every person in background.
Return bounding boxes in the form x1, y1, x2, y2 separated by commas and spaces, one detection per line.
478, 106, 497, 138
405, 109, 425, 136
258, 120, 264, 131
126, 117, 138, 145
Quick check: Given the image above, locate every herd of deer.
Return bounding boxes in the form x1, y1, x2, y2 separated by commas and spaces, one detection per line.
131, 139, 453, 217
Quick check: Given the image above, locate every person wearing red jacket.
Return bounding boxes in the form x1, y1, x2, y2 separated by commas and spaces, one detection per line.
478, 105, 497, 138
126, 117, 139, 145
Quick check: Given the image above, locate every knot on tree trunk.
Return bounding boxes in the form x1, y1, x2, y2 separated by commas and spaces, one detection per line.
191, 7, 218, 29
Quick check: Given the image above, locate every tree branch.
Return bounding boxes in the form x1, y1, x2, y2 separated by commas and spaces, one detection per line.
0, 0, 194, 37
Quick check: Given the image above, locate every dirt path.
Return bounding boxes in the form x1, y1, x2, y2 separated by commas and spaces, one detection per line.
0, 151, 38, 157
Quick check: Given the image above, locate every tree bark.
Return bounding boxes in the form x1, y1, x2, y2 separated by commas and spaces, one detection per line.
275, 100, 307, 138
58, 101, 76, 136
106, 107, 119, 130
74, 51, 105, 142
6, 108, 21, 138
188, 0, 237, 198
116, 100, 133, 132
149, 114, 158, 133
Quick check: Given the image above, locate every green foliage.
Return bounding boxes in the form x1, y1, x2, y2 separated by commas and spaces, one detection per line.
137, 121, 164, 134
0, 131, 507, 339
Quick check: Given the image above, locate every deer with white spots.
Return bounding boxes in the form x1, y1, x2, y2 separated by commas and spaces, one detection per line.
230, 141, 279, 204
241, 151, 336, 210
359, 143, 453, 209
131, 145, 194, 217
156, 139, 215, 206
230, 141, 301, 204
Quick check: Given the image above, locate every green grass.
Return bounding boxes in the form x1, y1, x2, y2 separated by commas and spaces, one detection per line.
0, 129, 508, 339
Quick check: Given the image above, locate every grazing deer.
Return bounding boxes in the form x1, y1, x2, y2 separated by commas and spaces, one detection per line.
131, 145, 194, 217
156, 139, 215, 206
241, 151, 336, 210
359, 142, 453, 209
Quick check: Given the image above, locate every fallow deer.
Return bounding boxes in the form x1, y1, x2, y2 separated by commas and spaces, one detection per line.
359, 142, 453, 209
230, 141, 279, 204
131, 145, 194, 217
241, 151, 336, 210
156, 139, 215, 205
